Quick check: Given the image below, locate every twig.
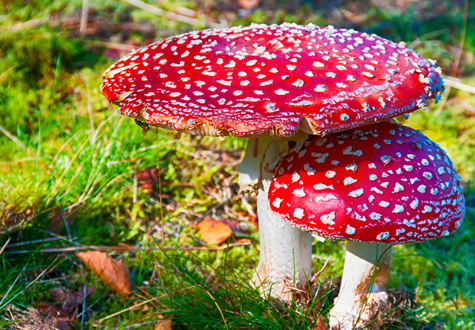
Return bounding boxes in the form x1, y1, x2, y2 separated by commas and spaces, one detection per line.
443, 76, 475, 95
0, 237, 11, 257
451, 0, 469, 77
3, 242, 251, 254
133, 171, 138, 204
7, 237, 64, 248
310, 257, 332, 282
201, 198, 232, 218
20, 256, 60, 294
122, 320, 159, 329
85, 40, 136, 52
121, 0, 223, 28
0, 126, 32, 157
80, 0, 89, 34
0, 17, 48, 32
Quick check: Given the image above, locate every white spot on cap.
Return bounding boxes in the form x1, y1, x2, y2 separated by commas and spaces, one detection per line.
314, 84, 326, 92
272, 198, 283, 208
304, 164, 316, 175
346, 225, 355, 235
315, 194, 337, 202
369, 174, 378, 181
293, 208, 304, 219
292, 79, 305, 87
320, 211, 336, 225
422, 205, 433, 213
348, 188, 364, 198
293, 189, 306, 197
313, 61, 324, 68
417, 185, 426, 193
392, 204, 404, 213
314, 183, 334, 190
377, 232, 390, 240
342, 146, 353, 154
393, 182, 405, 193
344, 177, 357, 186
326, 171, 336, 178
404, 165, 413, 172
275, 89, 289, 95
379, 201, 390, 208
291, 172, 300, 182
316, 138, 327, 146
423, 172, 433, 179
410, 198, 419, 209
369, 213, 382, 220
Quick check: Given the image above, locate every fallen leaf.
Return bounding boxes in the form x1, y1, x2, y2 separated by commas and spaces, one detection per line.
154, 315, 172, 330
52, 286, 95, 304
197, 218, 232, 244
238, 0, 260, 10
136, 167, 158, 193
313, 317, 328, 330
76, 251, 131, 296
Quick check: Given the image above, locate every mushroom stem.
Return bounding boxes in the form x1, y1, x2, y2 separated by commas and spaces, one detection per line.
330, 241, 393, 330
238, 136, 313, 302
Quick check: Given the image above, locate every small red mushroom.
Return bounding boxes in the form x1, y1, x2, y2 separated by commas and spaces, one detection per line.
100, 23, 446, 303
268, 121, 464, 328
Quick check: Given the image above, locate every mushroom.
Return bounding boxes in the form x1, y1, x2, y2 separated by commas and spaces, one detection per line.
100, 23, 444, 302
268, 121, 465, 328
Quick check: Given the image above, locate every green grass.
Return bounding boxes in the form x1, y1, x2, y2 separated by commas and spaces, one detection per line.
1, 0, 475, 329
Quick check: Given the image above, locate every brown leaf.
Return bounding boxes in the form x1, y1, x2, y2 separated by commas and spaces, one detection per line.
154, 315, 172, 330
312, 317, 328, 330
76, 251, 131, 296
237, 0, 260, 10
52, 286, 95, 304
197, 218, 232, 245
136, 167, 158, 193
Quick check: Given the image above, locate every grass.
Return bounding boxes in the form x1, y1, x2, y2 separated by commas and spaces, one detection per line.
1, 0, 475, 329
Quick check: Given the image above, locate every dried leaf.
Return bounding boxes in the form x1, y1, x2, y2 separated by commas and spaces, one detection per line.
197, 218, 232, 245
237, 0, 260, 10
136, 167, 158, 193
154, 315, 172, 330
52, 286, 95, 304
313, 317, 328, 330
76, 251, 131, 296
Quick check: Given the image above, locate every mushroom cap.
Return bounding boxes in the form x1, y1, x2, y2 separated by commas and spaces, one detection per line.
268, 122, 465, 244
101, 23, 444, 137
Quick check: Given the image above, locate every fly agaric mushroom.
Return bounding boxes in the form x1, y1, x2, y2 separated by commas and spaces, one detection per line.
268, 121, 465, 328
100, 23, 444, 302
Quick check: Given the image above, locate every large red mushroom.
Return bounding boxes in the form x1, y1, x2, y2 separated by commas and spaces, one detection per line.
268, 121, 465, 328
100, 23, 444, 302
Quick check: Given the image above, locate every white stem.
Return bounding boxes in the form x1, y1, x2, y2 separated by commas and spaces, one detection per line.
238, 136, 313, 302
330, 241, 393, 329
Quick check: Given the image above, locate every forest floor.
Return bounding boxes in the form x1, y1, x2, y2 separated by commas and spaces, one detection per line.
1, 0, 474, 329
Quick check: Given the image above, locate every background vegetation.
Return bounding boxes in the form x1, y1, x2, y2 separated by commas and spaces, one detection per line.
0, 0, 474, 329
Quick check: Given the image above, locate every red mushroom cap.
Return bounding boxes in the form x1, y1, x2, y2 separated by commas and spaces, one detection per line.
100, 23, 444, 137
268, 122, 465, 244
